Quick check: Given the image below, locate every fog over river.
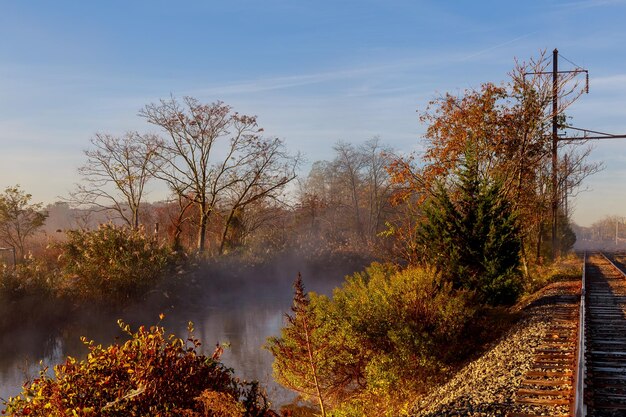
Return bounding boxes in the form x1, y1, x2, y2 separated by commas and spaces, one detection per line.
0, 252, 370, 406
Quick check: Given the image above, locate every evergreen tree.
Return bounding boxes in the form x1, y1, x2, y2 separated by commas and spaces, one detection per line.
417, 151, 522, 305
266, 274, 329, 417
558, 211, 577, 254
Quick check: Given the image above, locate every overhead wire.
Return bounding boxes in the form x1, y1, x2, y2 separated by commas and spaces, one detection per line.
558, 53, 584, 70
558, 52, 589, 93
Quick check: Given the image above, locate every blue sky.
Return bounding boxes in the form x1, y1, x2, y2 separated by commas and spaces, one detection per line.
1, 0, 625, 226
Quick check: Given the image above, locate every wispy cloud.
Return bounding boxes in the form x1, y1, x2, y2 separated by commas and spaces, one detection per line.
588, 74, 626, 89
553, 0, 626, 11
189, 69, 373, 96
460, 32, 539, 61
185, 53, 462, 98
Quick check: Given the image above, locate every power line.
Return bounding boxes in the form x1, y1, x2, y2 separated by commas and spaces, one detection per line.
559, 124, 626, 141
558, 53, 584, 70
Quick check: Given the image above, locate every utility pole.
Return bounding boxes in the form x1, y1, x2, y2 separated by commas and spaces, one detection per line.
525, 49, 626, 259
563, 154, 569, 219
526, 49, 587, 261
552, 49, 559, 260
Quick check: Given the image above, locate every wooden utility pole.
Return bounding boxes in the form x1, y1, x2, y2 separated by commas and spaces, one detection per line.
551, 49, 559, 260
536, 49, 590, 260
520, 50, 625, 258
525, 49, 589, 261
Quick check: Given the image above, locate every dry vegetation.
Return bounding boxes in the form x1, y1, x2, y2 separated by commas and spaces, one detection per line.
3, 319, 271, 417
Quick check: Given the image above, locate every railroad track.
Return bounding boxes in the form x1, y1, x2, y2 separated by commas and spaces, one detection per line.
584, 252, 626, 416
510, 251, 626, 417
510, 277, 580, 417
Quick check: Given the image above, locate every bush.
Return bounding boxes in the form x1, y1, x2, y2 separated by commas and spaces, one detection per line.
2, 319, 269, 417
57, 224, 173, 300
0, 254, 58, 298
323, 264, 477, 415
323, 264, 475, 383
525, 254, 582, 294
269, 264, 476, 416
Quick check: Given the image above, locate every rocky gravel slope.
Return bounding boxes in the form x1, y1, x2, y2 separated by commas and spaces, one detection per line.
411, 279, 579, 417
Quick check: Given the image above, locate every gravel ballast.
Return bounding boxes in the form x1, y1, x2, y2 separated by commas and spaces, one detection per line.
411, 280, 580, 417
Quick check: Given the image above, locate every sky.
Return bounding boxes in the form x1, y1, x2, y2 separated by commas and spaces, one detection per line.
1, 0, 625, 227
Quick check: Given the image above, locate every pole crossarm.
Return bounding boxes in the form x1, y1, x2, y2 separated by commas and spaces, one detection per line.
523, 69, 589, 94
524, 70, 588, 76
559, 124, 626, 141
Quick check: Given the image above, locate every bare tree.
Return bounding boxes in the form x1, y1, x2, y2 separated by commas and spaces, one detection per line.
297, 138, 395, 249
140, 96, 299, 253
71, 132, 162, 229
0, 185, 48, 260
360, 137, 394, 241
558, 145, 603, 219
332, 141, 365, 241
233, 199, 290, 249
164, 192, 196, 250
217, 136, 299, 253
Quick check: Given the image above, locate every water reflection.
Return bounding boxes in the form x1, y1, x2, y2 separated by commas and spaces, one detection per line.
0, 254, 365, 407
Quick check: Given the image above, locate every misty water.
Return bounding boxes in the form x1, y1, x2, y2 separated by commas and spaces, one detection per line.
0, 253, 367, 407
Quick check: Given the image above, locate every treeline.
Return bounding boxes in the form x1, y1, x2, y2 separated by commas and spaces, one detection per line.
2, 52, 597, 266
574, 215, 626, 242
61, 99, 398, 259
572, 216, 626, 252
0, 134, 400, 309
38, 137, 397, 260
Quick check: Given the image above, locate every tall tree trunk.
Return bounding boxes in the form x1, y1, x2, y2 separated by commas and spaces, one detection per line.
218, 210, 236, 255
303, 319, 327, 417
520, 235, 529, 278
536, 223, 543, 265
173, 225, 182, 250
197, 204, 208, 252
350, 185, 364, 243
132, 208, 140, 230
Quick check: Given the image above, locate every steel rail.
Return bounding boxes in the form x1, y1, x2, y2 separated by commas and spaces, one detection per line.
572, 251, 586, 417
601, 252, 626, 280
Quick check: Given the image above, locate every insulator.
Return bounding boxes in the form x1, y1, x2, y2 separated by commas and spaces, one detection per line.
586, 71, 589, 94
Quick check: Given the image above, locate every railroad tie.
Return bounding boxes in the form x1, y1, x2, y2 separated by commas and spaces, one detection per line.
509, 285, 580, 417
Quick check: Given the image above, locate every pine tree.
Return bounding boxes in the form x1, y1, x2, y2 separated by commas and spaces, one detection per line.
266, 274, 328, 417
417, 149, 522, 305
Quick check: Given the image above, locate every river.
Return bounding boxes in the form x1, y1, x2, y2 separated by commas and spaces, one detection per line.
0, 252, 368, 409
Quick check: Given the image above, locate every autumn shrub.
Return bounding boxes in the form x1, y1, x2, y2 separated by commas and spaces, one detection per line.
268, 264, 476, 416
525, 253, 582, 294
0, 254, 58, 298
2, 319, 269, 417
323, 264, 475, 393
192, 390, 245, 417
56, 224, 173, 301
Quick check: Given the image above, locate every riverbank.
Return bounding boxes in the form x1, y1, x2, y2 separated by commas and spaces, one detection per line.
0, 249, 374, 408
